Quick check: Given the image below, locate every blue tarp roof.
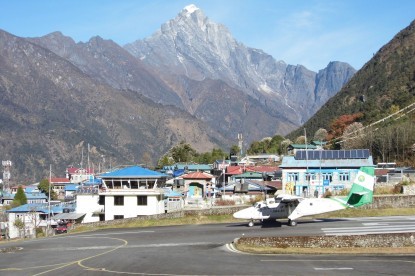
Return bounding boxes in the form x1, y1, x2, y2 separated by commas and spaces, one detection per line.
172, 169, 185, 177
7, 203, 63, 214
164, 190, 183, 197
99, 166, 168, 178
83, 178, 102, 185
65, 184, 78, 191
2, 192, 47, 200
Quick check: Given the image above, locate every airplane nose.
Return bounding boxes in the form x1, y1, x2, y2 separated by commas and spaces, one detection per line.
233, 207, 253, 219
233, 210, 243, 219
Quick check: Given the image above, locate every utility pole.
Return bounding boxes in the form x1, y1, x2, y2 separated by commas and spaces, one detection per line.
47, 164, 51, 237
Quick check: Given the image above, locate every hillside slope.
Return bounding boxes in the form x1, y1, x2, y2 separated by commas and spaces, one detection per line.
290, 20, 415, 140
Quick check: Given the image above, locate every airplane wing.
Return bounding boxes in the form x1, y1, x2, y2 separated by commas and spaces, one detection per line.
276, 194, 303, 203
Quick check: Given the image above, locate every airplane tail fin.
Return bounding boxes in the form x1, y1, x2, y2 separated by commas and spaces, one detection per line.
346, 166, 375, 207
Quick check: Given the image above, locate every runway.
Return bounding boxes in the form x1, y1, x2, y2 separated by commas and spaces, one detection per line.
0, 216, 414, 275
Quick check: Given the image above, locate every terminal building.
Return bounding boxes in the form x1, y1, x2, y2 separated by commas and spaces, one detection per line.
280, 149, 375, 197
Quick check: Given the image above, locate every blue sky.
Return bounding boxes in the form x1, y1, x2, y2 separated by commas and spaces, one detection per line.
0, 0, 414, 71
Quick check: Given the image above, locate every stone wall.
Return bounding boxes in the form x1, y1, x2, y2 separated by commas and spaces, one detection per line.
236, 233, 415, 248
365, 195, 415, 209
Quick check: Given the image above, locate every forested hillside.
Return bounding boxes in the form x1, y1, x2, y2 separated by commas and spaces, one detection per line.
286, 20, 415, 165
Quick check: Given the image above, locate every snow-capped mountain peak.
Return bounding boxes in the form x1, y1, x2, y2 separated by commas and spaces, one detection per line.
183, 4, 199, 15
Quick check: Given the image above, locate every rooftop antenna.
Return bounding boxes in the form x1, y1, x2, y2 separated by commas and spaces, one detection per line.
80, 147, 84, 169
87, 143, 90, 172
2, 160, 12, 192
238, 133, 243, 157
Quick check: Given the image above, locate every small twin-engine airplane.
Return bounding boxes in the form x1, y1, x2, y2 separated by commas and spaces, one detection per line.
233, 166, 375, 227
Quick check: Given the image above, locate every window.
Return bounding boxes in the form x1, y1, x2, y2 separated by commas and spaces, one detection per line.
114, 215, 124, 220
137, 196, 147, 206
287, 172, 299, 182
114, 196, 124, 206
339, 172, 350, 181
305, 173, 316, 181
322, 173, 333, 182
98, 195, 105, 205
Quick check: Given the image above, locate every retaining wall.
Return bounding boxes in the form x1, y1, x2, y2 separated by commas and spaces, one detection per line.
236, 233, 415, 248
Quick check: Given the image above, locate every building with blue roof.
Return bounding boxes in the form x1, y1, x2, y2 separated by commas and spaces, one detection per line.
280, 149, 374, 197
1, 191, 48, 206
162, 164, 212, 176
77, 165, 172, 223
6, 203, 63, 239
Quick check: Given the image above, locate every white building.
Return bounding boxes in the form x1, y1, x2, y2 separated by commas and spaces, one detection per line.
75, 166, 170, 223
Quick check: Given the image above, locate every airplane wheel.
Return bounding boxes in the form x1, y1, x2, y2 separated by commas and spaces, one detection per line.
288, 219, 297, 227
248, 221, 254, 227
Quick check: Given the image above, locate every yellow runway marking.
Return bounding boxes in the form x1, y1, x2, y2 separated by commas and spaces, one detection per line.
0, 236, 129, 276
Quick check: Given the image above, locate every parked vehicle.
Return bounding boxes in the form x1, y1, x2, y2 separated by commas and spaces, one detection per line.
55, 223, 67, 234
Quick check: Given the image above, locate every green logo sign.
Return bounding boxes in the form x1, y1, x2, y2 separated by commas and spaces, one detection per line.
358, 175, 365, 182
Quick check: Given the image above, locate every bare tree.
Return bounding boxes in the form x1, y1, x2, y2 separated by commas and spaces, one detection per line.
342, 122, 365, 149
314, 128, 328, 142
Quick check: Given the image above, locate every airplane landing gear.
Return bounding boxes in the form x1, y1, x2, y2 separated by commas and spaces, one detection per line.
288, 219, 297, 227
248, 220, 254, 227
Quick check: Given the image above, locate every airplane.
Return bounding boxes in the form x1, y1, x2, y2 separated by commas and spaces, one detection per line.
233, 166, 375, 227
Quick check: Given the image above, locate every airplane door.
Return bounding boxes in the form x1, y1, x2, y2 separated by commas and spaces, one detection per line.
260, 206, 271, 219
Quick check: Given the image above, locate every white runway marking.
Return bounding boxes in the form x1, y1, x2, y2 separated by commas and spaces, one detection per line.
314, 267, 353, 271
322, 216, 415, 235
74, 230, 154, 237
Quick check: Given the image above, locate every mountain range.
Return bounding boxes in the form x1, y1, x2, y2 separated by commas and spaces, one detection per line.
0, 4, 356, 181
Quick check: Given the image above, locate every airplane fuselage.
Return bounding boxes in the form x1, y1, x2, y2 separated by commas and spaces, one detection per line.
233, 199, 300, 221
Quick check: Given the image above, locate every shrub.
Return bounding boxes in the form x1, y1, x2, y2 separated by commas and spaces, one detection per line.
214, 199, 236, 206
323, 190, 332, 198
393, 184, 403, 194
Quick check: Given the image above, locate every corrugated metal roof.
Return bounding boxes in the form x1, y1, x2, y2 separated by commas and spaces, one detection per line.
52, 213, 86, 220
6, 203, 63, 213
99, 166, 167, 178
163, 164, 212, 171
182, 171, 214, 179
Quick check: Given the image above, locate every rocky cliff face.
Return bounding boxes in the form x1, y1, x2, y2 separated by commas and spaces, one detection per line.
0, 29, 229, 181
125, 5, 356, 125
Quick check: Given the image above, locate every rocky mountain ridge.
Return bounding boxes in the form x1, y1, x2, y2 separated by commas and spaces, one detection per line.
0, 5, 357, 181
125, 5, 356, 125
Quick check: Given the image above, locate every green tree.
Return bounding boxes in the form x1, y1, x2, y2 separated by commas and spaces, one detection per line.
38, 179, 57, 200
13, 218, 25, 238
230, 145, 240, 157
12, 186, 27, 207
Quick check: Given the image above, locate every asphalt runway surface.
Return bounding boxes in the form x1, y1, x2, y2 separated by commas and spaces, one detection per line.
1, 216, 415, 275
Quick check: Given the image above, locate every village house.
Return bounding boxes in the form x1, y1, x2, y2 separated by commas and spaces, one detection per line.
180, 171, 214, 206
66, 166, 94, 184
280, 149, 375, 197
6, 203, 63, 239
1, 189, 47, 206
50, 177, 72, 200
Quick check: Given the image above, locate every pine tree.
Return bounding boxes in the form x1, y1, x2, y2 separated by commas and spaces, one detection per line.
12, 186, 27, 207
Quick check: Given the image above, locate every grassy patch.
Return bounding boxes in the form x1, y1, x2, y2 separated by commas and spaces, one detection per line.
309, 207, 415, 219
71, 214, 240, 233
